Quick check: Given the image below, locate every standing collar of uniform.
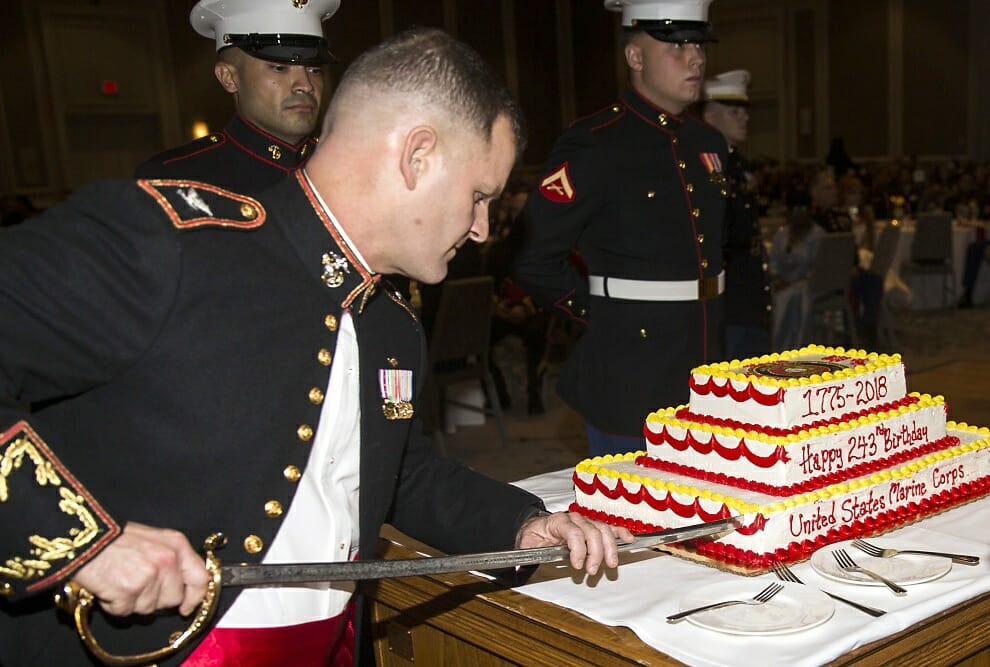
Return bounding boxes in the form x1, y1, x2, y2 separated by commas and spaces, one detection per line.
262, 171, 377, 311
622, 88, 685, 130
250, 171, 381, 312
224, 113, 318, 168
300, 168, 373, 276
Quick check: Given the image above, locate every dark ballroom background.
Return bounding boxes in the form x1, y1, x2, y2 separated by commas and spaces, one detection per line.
1, 0, 988, 204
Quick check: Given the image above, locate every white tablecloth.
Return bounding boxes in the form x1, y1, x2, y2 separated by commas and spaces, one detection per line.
512, 468, 990, 667
894, 221, 978, 310
858, 219, 982, 310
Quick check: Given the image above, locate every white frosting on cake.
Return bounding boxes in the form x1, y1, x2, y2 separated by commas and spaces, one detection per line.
572, 345, 990, 567
689, 346, 907, 429
644, 393, 947, 491
574, 426, 990, 562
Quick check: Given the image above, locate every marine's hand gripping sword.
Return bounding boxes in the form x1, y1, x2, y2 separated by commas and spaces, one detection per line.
54, 516, 741, 665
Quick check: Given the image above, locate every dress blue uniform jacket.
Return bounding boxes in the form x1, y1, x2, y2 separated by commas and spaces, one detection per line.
723, 147, 772, 333
135, 113, 319, 191
514, 88, 728, 438
0, 173, 542, 665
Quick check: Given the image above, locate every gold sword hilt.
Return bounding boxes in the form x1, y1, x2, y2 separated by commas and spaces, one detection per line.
53, 533, 226, 666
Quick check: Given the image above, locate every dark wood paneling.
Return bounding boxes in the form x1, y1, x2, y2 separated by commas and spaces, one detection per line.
793, 8, 816, 159
570, 3, 620, 119
328, 1, 382, 69
162, 1, 228, 145
455, 1, 507, 86
0, 2, 50, 188
64, 114, 159, 186
902, 0, 968, 156
703, 10, 783, 162
39, 5, 176, 188
828, 0, 888, 157
392, 0, 445, 33
513, 0, 560, 166
9, 0, 990, 194
47, 13, 160, 112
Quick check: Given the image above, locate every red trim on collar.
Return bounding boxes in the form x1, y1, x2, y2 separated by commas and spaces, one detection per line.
293, 172, 378, 307
236, 113, 314, 150
224, 131, 296, 173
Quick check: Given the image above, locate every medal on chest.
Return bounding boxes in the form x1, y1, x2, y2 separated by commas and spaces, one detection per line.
699, 152, 726, 187
379, 366, 414, 420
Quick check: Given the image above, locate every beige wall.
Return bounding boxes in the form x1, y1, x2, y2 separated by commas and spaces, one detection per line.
1, 0, 986, 200
710, 0, 981, 164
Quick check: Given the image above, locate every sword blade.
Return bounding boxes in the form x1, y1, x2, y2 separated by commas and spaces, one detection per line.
220, 516, 741, 586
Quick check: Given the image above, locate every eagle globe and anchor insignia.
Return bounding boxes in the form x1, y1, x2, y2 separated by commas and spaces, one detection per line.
750, 360, 846, 379
321, 251, 350, 288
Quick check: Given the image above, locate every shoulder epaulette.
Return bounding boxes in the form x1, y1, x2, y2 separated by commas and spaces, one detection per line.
162, 133, 226, 162
138, 179, 266, 230
570, 102, 626, 132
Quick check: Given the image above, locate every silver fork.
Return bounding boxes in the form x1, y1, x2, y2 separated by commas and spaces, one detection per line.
666, 582, 784, 622
851, 538, 981, 566
833, 548, 907, 596
772, 561, 886, 617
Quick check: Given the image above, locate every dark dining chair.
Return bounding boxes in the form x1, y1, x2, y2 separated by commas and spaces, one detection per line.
423, 276, 507, 455
807, 232, 859, 347
902, 212, 956, 309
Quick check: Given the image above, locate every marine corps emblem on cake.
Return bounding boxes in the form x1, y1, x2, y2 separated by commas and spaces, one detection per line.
750, 360, 846, 379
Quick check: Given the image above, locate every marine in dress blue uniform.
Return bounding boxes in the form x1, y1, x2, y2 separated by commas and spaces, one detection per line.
135, 0, 335, 190
514, 0, 728, 449
136, 113, 319, 190
0, 27, 630, 665
702, 70, 772, 359
0, 173, 546, 666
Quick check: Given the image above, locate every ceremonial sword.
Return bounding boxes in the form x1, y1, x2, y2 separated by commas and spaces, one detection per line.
56, 516, 741, 666
223, 515, 742, 585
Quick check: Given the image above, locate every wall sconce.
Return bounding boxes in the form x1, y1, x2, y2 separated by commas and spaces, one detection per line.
191, 121, 210, 139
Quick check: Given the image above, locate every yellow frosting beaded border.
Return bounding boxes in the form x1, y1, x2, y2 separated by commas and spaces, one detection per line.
644, 392, 944, 447
691, 344, 903, 390
577, 423, 990, 516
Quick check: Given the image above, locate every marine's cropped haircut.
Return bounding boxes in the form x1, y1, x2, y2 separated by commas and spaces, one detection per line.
329, 27, 526, 155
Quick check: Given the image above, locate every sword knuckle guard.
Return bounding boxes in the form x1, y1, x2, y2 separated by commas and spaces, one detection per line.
55, 533, 226, 665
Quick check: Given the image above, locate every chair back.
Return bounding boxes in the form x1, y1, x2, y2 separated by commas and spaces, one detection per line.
910, 213, 953, 263
869, 223, 902, 276
807, 232, 856, 297
428, 276, 495, 364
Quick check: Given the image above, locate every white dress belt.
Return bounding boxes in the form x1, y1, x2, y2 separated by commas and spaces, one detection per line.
588, 271, 725, 302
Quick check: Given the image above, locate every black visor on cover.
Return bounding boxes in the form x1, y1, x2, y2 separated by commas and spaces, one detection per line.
628, 19, 717, 43
222, 32, 334, 65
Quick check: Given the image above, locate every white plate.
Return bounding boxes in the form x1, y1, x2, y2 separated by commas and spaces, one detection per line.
810, 540, 952, 586
676, 580, 834, 636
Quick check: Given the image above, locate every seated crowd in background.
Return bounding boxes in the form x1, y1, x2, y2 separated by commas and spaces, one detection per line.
753, 154, 990, 351
4, 153, 989, 369
753, 155, 990, 224
768, 206, 825, 350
